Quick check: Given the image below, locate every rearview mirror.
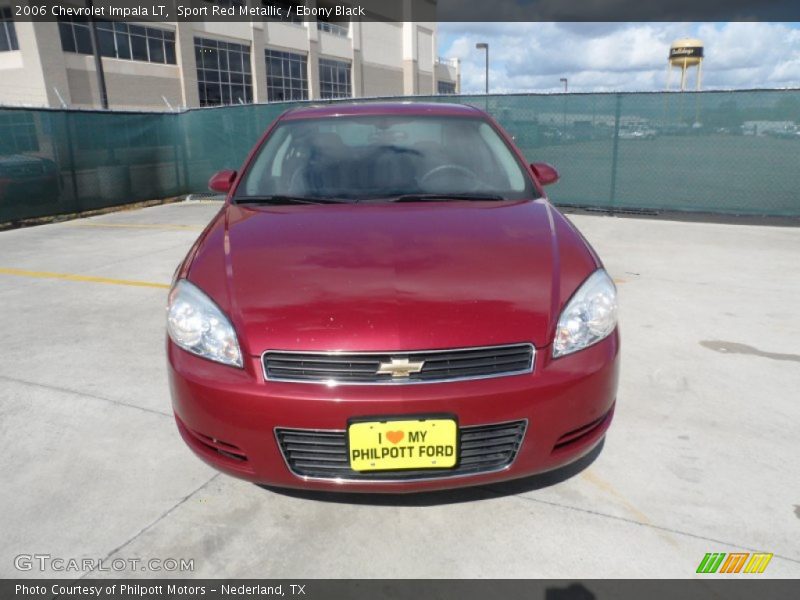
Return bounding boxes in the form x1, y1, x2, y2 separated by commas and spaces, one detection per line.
208, 169, 237, 194
530, 162, 559, 186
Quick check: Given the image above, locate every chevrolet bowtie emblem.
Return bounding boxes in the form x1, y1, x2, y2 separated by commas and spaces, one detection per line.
376, 357, 425, 378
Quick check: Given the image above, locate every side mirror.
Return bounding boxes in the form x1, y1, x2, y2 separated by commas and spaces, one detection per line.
208, 169, 237, 194
530, 162, 559, 186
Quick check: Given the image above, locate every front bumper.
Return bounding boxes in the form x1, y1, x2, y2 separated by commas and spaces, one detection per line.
168, 333, 619, 493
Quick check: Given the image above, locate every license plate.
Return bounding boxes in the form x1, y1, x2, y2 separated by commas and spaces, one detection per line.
348, 417, 458, 472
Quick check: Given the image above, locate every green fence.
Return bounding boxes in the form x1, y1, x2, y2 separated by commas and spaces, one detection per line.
2, 89, 799, 223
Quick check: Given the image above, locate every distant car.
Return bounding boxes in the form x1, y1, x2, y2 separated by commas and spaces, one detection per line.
0, 154, 60, 206
540, 126, 564, 142
167, 102, 619, 493
618, 127, 657, 140
766, 128, 800, 140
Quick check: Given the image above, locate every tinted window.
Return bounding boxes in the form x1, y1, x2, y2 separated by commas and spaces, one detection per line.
115, 31, 131, 59
58, 21, 76, 52
148, 35, 164, 63
130, 33, 148, 61
265, 49, 308, 101
57, 17, 176, 65
98, 29, 115, 57
74, 25, 93, 54
318, 58, 350, 99
195, 37, 253, 107
1, 8, 19, 52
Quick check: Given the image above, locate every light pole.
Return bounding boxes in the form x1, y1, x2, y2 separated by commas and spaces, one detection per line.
87, 0, 108, 109
559, 78, 568, 142
476, 43, 489, 94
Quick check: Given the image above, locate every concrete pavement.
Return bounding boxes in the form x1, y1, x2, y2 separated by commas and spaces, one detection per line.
1, 202, 798, 578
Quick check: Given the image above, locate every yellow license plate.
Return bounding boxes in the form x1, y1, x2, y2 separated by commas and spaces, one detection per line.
348, 418, 458, 472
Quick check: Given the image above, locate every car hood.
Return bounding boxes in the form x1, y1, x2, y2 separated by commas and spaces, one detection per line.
188, 200, 598, 355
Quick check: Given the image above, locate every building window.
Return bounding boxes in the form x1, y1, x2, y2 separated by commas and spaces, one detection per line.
316, 2, 347, 36
58, 17, 95, 54
0, 112, 38, 154
0, 7, 19, 52
264, 1, 305, 24
317, 20, 349, 37
195, 37, 252, 107
437, 81, 456, 94
318, 58, 351, 99
265, 49, 308, 101
58, 17, 176, 65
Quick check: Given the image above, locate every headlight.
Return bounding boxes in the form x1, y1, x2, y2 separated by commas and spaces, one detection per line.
553, 269, 617, 358
167, 279, 243, 367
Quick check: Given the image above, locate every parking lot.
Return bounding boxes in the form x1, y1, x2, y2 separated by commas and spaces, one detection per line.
1, 201, 798, 578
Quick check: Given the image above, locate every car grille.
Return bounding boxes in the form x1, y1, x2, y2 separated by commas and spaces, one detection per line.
275, 420, 527, 481
262, 343, 534, 384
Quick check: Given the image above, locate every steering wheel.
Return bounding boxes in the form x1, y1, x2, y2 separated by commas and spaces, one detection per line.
419, 164, 480, 190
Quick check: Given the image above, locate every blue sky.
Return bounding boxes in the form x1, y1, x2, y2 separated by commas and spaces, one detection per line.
438, 23, 800, 93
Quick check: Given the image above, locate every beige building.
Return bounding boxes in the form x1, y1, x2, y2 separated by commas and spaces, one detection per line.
0, 1, 460, 110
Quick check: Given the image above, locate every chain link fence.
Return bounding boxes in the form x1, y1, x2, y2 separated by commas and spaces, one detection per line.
2, 89, 799, 224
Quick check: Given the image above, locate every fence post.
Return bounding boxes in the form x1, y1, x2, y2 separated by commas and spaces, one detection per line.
64, 111, 80, 211
170, 112, 182, 194
178, 112, 190, 195
608, 93, 622, 214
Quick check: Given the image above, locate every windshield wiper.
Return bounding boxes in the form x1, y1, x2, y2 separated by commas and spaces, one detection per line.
234, 195, 354, 205
391, 193, 505, 203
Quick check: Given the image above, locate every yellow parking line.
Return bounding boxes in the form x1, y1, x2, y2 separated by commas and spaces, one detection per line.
581, 470, 679, 548
71, 222, 203, 231
0, 267, 170, 289
582, 470, 653, 524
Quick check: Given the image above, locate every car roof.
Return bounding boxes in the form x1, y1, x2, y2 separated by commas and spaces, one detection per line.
280, 101, 484, 121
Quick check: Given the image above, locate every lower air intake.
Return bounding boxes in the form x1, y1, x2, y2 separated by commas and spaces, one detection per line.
275, 420, 527, 481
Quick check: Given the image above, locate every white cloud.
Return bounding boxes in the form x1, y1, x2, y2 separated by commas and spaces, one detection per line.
438, 22, 800, 93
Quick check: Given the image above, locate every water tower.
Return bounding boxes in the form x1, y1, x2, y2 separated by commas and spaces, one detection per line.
667, 39, 704, 91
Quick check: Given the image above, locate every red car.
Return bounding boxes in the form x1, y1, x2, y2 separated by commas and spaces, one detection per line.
167, 102, 619, 493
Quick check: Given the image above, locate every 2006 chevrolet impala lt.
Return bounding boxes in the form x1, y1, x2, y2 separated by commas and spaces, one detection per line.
167, 102, 619, 492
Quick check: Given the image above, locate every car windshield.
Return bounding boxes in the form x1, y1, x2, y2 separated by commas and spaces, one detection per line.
235, 115, 537, 202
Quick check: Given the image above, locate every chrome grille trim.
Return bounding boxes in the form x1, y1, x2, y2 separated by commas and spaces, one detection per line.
274, 419, 528, 483
261, 343, 535, 385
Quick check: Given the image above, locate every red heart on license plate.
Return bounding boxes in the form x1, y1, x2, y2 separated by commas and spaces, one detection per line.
386, 430, 404, 444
